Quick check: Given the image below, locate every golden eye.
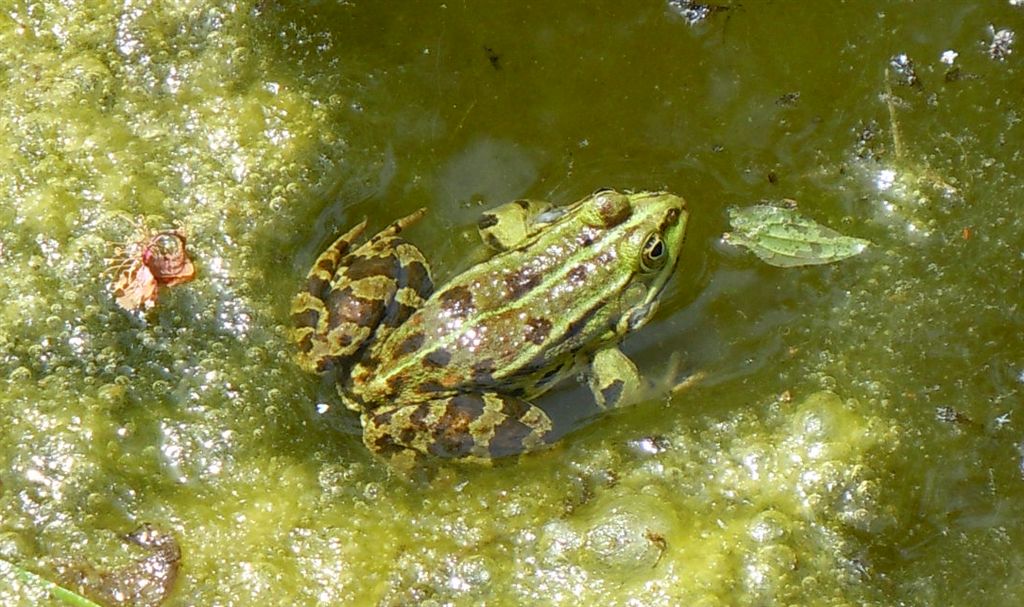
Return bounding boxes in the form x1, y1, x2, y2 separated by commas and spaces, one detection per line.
640, 233, 667, 272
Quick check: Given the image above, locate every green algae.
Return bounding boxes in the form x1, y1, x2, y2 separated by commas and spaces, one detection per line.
1, 1, 1023, 605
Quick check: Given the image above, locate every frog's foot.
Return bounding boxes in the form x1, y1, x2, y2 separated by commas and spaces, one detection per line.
477, 199, 554, 251
588, 348, 702, 408
668, 362, 705, 396
648, 350, 706, 399
362, 393, 555, 465
291, 209, 432, 374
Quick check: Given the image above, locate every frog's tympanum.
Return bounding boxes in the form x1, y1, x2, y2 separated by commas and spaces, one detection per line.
292, 189, 688, 467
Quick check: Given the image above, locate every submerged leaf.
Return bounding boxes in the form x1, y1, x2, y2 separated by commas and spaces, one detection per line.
0, 558, 104, 607
724, 203, 871, 267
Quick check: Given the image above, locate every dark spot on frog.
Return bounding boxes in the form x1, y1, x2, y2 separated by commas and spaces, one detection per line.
371, 432, 405, 457
386, 374, 406, 394
425, 347, 453, 368
503, 351, 549, 382
401, 259, 432, 294
497, 394, 531, 418
483, 45, 501, 70
487, 396, 544, 457
430, 434, 475, 458
398, 425, 417, 445
478, 213, 499, 230
524, 317, 552, 345
472, 358, 497, 385
344, 254, 399, 282
659, 207, 682, 233
567, 265, 588, 284
396, 332, 425, 355
438, 285, 476, 316
291, 307, 320, 334
600, 379, 625, 407
356, 354, 379, 374
306, 274, 330, 299
295, 331, 313, 354
488, 418, 535, 457
314, 256, 336, 274
402, 404, 433, 440
371, 408, 393, 426
418, 380, 446, 393
450, 393, 487, 418
483, 232, 507, 251
327, 287, 383, 328
314, 333, 357, 373
506, 268, 542, 299
429, 396, 486, 457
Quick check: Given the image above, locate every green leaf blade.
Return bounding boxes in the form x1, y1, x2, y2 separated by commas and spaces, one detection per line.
724, 204, 872, 268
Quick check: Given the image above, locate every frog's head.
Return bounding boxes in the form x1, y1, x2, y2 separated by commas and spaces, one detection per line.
580, 189, 689, 338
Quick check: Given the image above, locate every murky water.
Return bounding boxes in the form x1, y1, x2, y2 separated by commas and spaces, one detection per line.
1, 1, 1022, 605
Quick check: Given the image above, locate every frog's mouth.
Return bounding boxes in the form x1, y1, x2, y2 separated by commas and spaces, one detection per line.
626, 299, 660, 333
625, 262, 676, 331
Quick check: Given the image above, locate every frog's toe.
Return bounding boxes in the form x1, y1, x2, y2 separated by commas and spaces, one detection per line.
636, 352, 705, 402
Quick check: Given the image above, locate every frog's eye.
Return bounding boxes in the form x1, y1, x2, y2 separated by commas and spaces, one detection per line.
640, 233, 668, 272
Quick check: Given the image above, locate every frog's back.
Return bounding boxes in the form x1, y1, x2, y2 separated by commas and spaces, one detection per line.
352, 221, 628, 404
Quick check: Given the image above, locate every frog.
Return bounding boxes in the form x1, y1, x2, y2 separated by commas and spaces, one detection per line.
291, 189, 689, 468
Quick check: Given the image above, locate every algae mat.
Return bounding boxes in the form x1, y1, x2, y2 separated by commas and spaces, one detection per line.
1, 2, 1023, 605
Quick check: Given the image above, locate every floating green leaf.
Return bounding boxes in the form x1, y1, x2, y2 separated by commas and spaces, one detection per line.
724, 203, 871, 268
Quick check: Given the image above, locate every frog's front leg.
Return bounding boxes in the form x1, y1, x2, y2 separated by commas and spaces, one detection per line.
586, 346, 645, 408
362, 393, 555, 464
587, 347, 694, 408
477, 199, 554, 251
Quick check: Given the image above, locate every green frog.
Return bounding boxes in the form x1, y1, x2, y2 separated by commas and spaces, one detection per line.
292, 189, 688, 467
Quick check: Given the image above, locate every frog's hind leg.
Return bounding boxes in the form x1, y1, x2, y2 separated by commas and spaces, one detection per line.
292, 208, 431, 374
292, 219, 369, 370
368, 208, 432, 329
477, 199, 554, 251
295, 220, 368, 298
363, 393, 555, 466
